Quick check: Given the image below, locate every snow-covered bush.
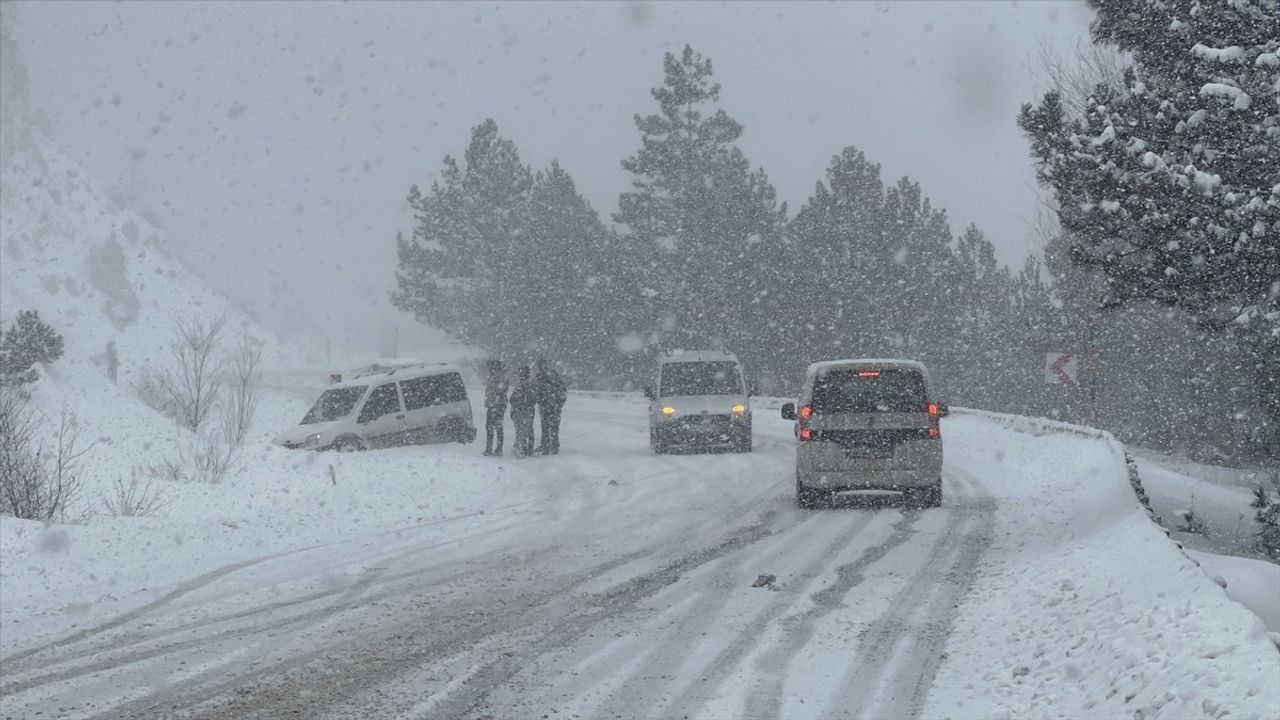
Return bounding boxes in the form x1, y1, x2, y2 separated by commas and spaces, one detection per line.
0, 392, 86, 521
101, 470, 166, 517
0, 310, 64, 387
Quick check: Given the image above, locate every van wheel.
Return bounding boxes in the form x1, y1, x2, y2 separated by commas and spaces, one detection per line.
439, 416, 470, 443
796, 477, 827, 509
334, 436, 366, 453
909, 484, 942, 508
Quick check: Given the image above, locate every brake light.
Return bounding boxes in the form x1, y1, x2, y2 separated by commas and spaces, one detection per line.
799, 404, 812, 420
928, 426, 940, 439
928, 403, 938, 417
857, 370, 881, 378
800, 427, 813, 441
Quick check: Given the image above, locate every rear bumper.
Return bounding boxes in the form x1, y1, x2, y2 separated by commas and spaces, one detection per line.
797, 441, 941, 490
797, 468, 940, 491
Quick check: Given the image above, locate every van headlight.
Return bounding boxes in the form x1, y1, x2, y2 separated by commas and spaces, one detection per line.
731, 404, 747, 415
661, 406, 677, 417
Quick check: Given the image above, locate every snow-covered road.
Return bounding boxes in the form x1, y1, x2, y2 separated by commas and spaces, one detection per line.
2, 395, 1276, 719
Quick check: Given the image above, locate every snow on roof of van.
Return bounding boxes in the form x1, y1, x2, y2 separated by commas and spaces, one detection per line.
805, 358, 929, 380
335, 362, 465, 387
660, 349, 740, 363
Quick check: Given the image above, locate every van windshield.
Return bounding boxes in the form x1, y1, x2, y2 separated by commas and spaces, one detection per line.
301, 386, 367, 424
661, 361, 742, 396
811, 369, 926, 413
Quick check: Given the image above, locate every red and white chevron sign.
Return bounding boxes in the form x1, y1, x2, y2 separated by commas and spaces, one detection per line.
1044, 352, 1078, 387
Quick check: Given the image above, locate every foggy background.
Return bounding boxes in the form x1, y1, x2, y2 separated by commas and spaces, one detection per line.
11, 0, 1092, 354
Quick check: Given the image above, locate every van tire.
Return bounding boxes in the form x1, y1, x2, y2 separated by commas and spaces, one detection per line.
796, 477, 827, 509
910, 484, 942, 508
334, 435, 366, 453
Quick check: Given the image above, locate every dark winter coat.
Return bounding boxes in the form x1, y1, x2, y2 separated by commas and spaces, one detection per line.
485, 374, 510, 408
509, 381, 537, 420
535, 368, 567, 409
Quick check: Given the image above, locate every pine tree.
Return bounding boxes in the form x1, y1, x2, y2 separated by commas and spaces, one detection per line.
1019, 0, 1279, 455
786, 148, 888, 371
393, 120, 533, 358
0, 310, 64, 387
522, 162, 631, 382
615, 45, 786, 372
1250, 479, 1280, 560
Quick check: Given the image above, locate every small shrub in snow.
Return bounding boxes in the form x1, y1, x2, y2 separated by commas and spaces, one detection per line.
102, 470, 166, 517
0, 310, 64, 387
146, 431, 234, 485
1176, 508, 1208, 536
219, 335, 261, 448
0, 392, 87, 521
152, 315, 227, 432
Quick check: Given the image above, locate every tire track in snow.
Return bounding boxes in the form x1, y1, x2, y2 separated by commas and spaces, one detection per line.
584, 508, 885, 719
740, 470, 990, 719
821, 468, 995, 719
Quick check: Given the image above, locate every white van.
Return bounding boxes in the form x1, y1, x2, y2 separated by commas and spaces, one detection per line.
274, 364, 477, 451
782, 359, 944, 508
644, 350, 752, 453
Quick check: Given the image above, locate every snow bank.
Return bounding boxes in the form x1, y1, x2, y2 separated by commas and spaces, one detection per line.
1188, 549, 1280, 634
924, 411, 1280, 720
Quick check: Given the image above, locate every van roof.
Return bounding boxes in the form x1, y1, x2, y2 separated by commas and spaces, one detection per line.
805, 358, 929, 381
659, 350, 741, 364
333, 362, 465, 388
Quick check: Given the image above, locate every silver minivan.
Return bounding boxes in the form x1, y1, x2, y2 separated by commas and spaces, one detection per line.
274, 364, 477, 451
645, 350, 752, 454
782, 359, 944, 508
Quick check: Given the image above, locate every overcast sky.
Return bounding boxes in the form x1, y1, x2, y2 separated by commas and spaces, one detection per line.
11, 0, 1094, 351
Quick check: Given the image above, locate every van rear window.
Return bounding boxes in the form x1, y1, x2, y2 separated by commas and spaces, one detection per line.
811, 369, 926, 413
401, 372, 468, 410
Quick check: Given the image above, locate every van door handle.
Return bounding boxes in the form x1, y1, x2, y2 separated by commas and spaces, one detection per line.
396, 414, 405, 419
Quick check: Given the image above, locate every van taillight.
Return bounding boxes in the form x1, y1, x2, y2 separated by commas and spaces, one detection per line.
928, 403, 939, 417
799, 404, 813, 420
800, 427, 813, 441
928, 426, 940, 439
857, 370, 881, 378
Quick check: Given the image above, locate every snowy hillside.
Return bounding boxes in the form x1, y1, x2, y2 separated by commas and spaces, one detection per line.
0, 120, 288, 504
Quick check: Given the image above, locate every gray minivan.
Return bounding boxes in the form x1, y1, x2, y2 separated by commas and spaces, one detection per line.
782, 359, 944, 508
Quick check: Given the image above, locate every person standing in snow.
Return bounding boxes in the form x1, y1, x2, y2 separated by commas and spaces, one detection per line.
509, 365, 538, 457
534, 358, 567, 455
482, 359, 509, 456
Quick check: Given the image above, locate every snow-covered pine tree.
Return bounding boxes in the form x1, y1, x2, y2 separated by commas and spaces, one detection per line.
615, 45, 786, 370
1250, 477, 1280, 560
393, 120, 533, 358
785, 148, 889, 370
522, 162, 632, 382
1019, 0, 1279, 455
0, 310, 64, 387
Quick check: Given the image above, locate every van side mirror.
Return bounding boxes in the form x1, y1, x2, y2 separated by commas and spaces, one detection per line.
937, 403, 950, 417
644, 385, 656, 400
781, 402, 796, 420
747, 381, 758, 397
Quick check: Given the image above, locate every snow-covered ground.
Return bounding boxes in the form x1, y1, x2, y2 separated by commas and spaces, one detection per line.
2, 393, 1277, 719
1134, 449, 1271, 558
3, 113, 1277, 720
